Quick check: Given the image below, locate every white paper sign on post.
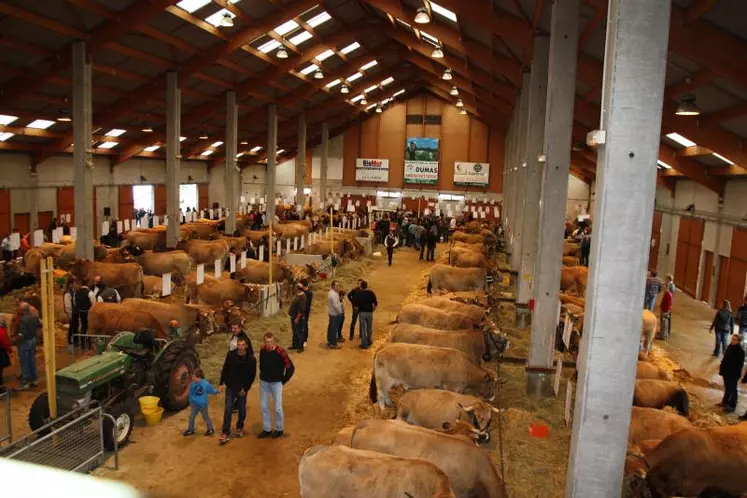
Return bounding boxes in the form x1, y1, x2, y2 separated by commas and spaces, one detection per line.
163, 215, 168, 226
70, 227, 77, 240
240, 251, 247, 269
424, 208, 431, 215
553, 358, 562, 397
33, 230, 43, 247
9, 233, 19, 251
480, 211, 486, 219
196, 264, 205, 284
276, 240, 281, 254
52, 229, 61, 244
300, 235, 305, 249
116, 221, 123, 233
65, 213, 71, 222
286, 237, 291, 253
293, 237, 298, 251
209, 209, 214, 219
494, 207, 500, 217
259, 245, 264, 261
101, 221, 110, 235
162, 273, 172, 297
153, 215, 159, 226
124, 219, 131, 231
229, 253, 236, 273
214, 259, 222, 279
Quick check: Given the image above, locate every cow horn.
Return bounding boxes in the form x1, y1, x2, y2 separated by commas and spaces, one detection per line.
458, 402, 476, 413
491, 407, 504, 413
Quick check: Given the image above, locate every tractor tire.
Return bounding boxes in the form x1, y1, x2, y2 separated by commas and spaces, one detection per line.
103, 402, 135, 451
28, 392, 51, 433
154, 340, 200, 412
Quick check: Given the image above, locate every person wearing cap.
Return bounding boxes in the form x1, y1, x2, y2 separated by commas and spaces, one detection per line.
288, 283, 307, 353
384, 229, 399, 266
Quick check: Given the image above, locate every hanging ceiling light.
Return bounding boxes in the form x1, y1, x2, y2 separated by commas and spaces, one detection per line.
56, 108, 71, 122
314, 69, 324, 80
431, 45, 444, 59
340, 84, 349, 94
675, 94, 701, 116
199, 132, 209, 140
449, 86, 459, 96
414, 6, 431, 24
360, 96, 368, 105
220, 13, 234, 28
141, 123, 153, 133
456, 98, 464, 108
276, 47, 288, 59
240, 139, 249, 145
442, 68, 452, 81
375, 105, 383, 113
460, 108, 467, 115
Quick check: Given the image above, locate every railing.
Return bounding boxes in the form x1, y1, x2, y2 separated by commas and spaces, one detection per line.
69, 333, 168, 359
0, 390, 10, 445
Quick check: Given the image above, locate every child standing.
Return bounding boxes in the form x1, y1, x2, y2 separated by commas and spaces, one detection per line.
183, 369, 218, 436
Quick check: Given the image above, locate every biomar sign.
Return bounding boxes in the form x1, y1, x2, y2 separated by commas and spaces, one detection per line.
404, 137, 439, 184
355, 158, 389, 182
454, 162, 490, 187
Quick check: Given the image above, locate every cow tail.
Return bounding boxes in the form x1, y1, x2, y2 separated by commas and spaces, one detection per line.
427, 277, 433, 295
674, 388, 690, 417
369, 367, 377, 404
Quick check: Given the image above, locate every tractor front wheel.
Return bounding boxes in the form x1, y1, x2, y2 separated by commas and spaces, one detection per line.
28, 392, 51, 433
154, 340, 199, 411
103, 402, 135, 451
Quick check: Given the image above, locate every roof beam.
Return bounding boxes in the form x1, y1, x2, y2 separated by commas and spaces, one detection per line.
683, 0, 719, 24
579, 6, 606, 49
700, 101, 747, 127
663, 69, 714, 99
675, 145, 714, 158
434, 1, 532, 49
0, 3, 86, 39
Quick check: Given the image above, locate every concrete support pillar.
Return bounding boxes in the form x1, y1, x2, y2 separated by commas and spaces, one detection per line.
506, 106, 520, 237
224, 90, 238, 234
72, 41, 94, 261
510, 73, 531, 271
319, 121, 329, 209
165, 72, 181, 247
29, 181, 39, 232
503, 117, 514, 230
296, 114, 306, 213
266, 104, 278, 224
527, 0, 579, 397
566, 1, 671, 495
517, 36, 550, 305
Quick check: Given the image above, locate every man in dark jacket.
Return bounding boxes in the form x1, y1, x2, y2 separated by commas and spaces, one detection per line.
288, 283, 307, 352
347, 280, 362, 341
353, 280, 378, 349
710, 300, 735, 357
302, 279, 313, 349
426, 224, 438, 262
385, 230, 398, 266
72, 283, 94, 348
257, 332, 294, 439
17, 302, 41, 390
737, 295, 747, 336
720, 334, 745, 413
219, 336, 256, 443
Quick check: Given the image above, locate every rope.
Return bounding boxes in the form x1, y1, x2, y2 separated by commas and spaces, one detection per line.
495, 360, 508, 496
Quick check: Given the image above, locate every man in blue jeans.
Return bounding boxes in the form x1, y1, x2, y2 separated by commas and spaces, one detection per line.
353, 280, 378, 349
643, 271, 662, 311
326, 281, 343, 349
218, 336, 256, 444
17, 302, 41, 390
257, 333, 295, 439
710, 300, 735, 358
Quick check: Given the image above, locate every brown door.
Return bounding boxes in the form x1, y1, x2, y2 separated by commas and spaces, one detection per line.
14, 213, 30, 234
674, 218, 689, 289
0, 189, 10, 237
716, 256, 730, 307
198, 184, 209, 211
701, 250, 714, 303
154, 185, 167, 216
726, 227, 747, 309
38, 211, 53, 235
118, 186, 134, 221
57, 186, 75, 224
674, 217, 704, 297
649, 211, 662, 271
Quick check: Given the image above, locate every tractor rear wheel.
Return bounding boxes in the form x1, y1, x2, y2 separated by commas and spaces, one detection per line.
154, 340, 199, 411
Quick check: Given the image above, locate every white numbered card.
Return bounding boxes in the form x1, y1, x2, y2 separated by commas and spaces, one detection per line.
125, 219, 131, 231
214, 259, 222, 279
101, 221, 109, 235
33, 230, 43, 247
240, 251, 247, 269
293, 237, 298, 251
116, 221, 123, 233
229, 253, 236, 273
258, 245, 264, 261
196, 264, 205, 284
70, 227, 77, 240
162, 273, 172, 297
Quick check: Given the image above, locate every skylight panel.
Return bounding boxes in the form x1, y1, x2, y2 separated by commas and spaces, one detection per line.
381, 97, 392, 105
666, 132, 696, 148
393, 89, 406, 97
366, 104, 377, 111
288, 31, 313, 46
211, 141, 224, 147
656, 160, 672, 169
364, 85, 378, 93
0, 132, 14, 141
143, 145, 160, 152
274, 20, 299, 36
180, 137, 187, 142
307, 11, 331, 27
351, 95, 364, 103
713, 153, 734, 165
419, 31, 439, 45
105, 129, 126, 137
430, 2, 458, 22
316, 49, 335, 62
236, 152, 244, 158
0, 114, 18, 126
347, 72, 363, 82
326, 79, 342, 88
277, 149, 285, 155
341, 42, 360, 55
250, 146, 262, 152
258, 39, 282, 53
176, 0, 211, 14
360, 60, 378, 71
300, 64, 319, 75
27, 119, 55, 130
206, 9, 235, 28
396, 18, 411, 29
201, 149, 214, 156
380, 76, 394, 86
98, 142, 118, 149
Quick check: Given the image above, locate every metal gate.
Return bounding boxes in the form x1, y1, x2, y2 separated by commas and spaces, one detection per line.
0, 391, 10, 444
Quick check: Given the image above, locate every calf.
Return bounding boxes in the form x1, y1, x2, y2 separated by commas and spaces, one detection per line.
633, 379, 689, 416
628, 406, 692, 446
420, 297, 488, 324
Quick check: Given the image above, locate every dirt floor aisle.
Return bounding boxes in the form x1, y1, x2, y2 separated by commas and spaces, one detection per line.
95, 246, 432, 498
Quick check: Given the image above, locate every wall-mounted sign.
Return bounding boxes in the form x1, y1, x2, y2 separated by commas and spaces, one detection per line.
355, 158, 389, 182
404, 137, 439, 184
454, 162, 490, 187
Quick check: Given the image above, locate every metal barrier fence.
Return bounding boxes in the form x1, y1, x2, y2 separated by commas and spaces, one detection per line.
70, 333, 167, 359
0, 402, 118, 472
0, 390, 10, 444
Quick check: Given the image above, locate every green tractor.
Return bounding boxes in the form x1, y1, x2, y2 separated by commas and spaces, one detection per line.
29, 330, 200, 450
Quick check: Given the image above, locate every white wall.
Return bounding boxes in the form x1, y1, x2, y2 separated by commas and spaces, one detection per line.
566, 175, 591, 220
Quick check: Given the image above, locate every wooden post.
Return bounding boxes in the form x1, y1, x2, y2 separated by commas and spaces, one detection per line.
268, 221, 273, 285
329, 207, 334, 256
41, 257, 57, 418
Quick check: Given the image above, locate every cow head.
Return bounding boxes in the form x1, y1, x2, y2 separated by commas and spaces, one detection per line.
441, 420, 489, 446
197, 309, 217, 337
458, 402, 502, 437
93, 242, 108, 261
479, 371, 498, 401
481, 326, 510, 360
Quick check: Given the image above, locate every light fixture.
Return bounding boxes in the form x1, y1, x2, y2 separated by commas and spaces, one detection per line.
142, 123, 153, 133
240, 139, 249, 145
375, 105, 383, 113
360, 97, 368, 105
414, 7, 431, 24
460, 108, 467, 115
456, 98, 464, 108
199, 132, 208, 140
220, 12, 234, 28
450, 86, 459, 96
431, 46, 444, 58
276, 47, 288, 59
57, 109, 71, 122
314, 69, 324, 80
341, 84, 349, 94
675, 94, 701, 116
442, 68, 452, 81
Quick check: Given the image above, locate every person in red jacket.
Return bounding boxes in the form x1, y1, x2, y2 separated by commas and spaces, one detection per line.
0, 317, 11, 394
660, 287, 673, 339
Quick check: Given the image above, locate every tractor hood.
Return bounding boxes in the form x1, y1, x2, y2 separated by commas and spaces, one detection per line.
56, 351, 131, 395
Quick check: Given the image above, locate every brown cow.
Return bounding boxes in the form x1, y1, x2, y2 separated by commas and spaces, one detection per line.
23, 248, 44, 278
185, 273, 258, 307
299, 444, 456, 498
181, 222, 218, 239
428, 265, 487, 294
636, 361, 672, 381
177, 239, 229, 265
142, 275, 172, 297
562, 256, 580, 266
558, 293, 585, 309
136, 250, 193, 283
88, 303, 165, 338
120, 298, 216, 343
233, 259, 294, 285
390, 324, 485, 364
274, 223, 309, 239
451, 232, 487, 245
560, 266, 588, 296
243, 230, 270, 247
126, 230, 166, 251
220, 236, 248, 254
563, 242, 580, 257
633, 379, 689, 416
446, 248, 490, 269
640, 310, 658, 356
420, 297, 488, 324
452, 241, 487, 254
396, 304, 476, 331
70, 260, 143, 298
628, 406, 692, 446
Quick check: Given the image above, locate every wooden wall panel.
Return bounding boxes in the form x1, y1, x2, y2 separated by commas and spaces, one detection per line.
727, 227, 747, 308
440, 105, 469, 191
716, 255, 730, 306
198, 184, 209, 210
154, 184, 167, 216
487, 129, 505, 194
14, 213, 30, 234
119, 185, 134, 221
304, 149, 313, 185
0, 189, 10, 237
342, 123, 361, 187
378, 102, 406, 189
360, 116, 380, 159
649, 211, 662, 272
406, 95, 425, 138
468, 120, 489, 162
701, 250, 714, 302
38, 211, 53, 234
57, 187, 75, 224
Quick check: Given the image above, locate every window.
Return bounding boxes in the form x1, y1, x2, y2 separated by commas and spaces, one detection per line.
380, 76, 394, 86
288, 31, 313, 46
205, 8, 235, 27
176, 0, 211, 13
105, 129, 126, 137
351, 95, 364, 103
180, 184, 199, 212
341, 42, 360, 54
27, 119, 55, 129
0, 132, 14, 141
347, 72, 363, 82
98, 142, 118, 149
360, 60, 378, 71
656, 160, 672, 170
307, 11, 331, 27
201, 149, 214, 156
315, 49, 335, 61
713, 153, 734, 165
300, 64, 319, 75
419, 31, 439, 45
143, 145, 160, 152
326, 79, 342, 88
211, 141, 224, 147
0, 114, 18, 125
133, 185, 154, 213
429, 2, 458, 22
666, 132, 696, 147
258, 39, 282, 53
250, 146, 262, 152
393, 89, 406, 97
274, 20, 299, 36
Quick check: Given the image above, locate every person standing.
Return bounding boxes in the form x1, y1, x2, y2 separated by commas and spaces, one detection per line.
0, 316, 11, 394
183, 368, 218, 436
257, 332, 295, 439
385, 230, 398, 266
1, 233, 10, 262
579, 227, 591, 266
354, 280, 378, 349
227, 321, 250, 351
643, 271, 662, 311
302, 279, 313, 350
665, 274, 676, 296
417, 224, 427, 260
426, 224, 438, 262
94, 281, 121, 303
710, 300, 735, 358
347, 280, 362, 341
326, 281, 343, 349
737, 296, 747, 335
219, 336, 256, 444
659, 285, 673, 340
72, 282, 95, 348
17, 302, 41, 390
63, 279, 76, 350
336, 287, 346, 344
719, 334, 745, 413
288, 283, 307, 353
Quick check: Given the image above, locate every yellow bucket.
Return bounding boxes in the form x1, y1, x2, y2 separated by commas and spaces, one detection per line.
143, 407, 164, 426
138, 396, 160, 415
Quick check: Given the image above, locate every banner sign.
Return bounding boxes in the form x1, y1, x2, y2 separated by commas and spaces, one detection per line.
454, 162, 490, 186
355, 158, 389, 182
404, 137, 439, 184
